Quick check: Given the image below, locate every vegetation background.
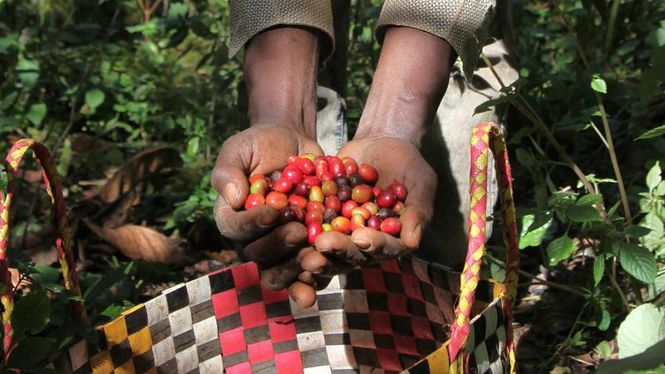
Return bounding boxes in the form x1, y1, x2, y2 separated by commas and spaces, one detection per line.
0, 0, 663, 372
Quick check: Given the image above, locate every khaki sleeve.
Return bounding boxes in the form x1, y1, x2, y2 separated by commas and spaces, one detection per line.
376, 0, 496, 77
228, 1, 335, 60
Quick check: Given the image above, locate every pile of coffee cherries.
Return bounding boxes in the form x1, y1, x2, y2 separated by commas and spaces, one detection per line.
244, 154, 407, 244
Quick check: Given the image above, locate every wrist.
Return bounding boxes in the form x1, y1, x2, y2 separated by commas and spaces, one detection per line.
244, 26, 320, 139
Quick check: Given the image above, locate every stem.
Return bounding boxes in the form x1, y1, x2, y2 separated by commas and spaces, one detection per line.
604, 0, 621, 58
596, 97, 632, 224
487, 255, 591, 298
611, 257, 631, 311
480, 53, 597, 196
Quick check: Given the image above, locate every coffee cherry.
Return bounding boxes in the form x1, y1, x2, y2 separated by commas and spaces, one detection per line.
303, 175, 320, 187
393, 201, 405, 215
341, 200, 358, 218
373, 187, 382, 198
350, 214, 366, 231
351, 184, 373, 203
249, 173, 267, 184
358, 164, 378, 185
331, 216, 351, 234
361, 202, 379, 216
349, 174, 365, 187
387, 182, 408, 201
287, 155, 300, 165
323, 208, 337, 223
377, 207, 394, 220
305, 210, 323, 225
380, 217, 401, 235
272, 178, 293, 194
265, 192, 288, 210
337, 185, 352, 202
306, 201, 325, 215
278, 208, 297, 224
342, 157, 358, 176
320, 172, 335, 183
322, 223, 332, 232
376, 190, 397, 208
295, 182, 310, 196
315, 161, 329, 180
250, 179, 270, 196
367, 215, 381, 230
290, 205, 305, 222
308, 222, 323, 244
328, 156, 345, 177
321, 180, 338, 197
335, 175, 350, 187
325, 195, 342, 213
244, 193, 265, 210
298, 158, 315, 175
309, 185, 324, 203
283, 166, 303, 184
351, 207, 371, 220
301, 153, 316, 162
270, 170, 282, 183
288, 195, 308, 210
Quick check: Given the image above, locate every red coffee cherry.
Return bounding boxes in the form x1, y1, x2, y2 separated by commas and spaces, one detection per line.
249, 173, 267, 184
308, 223, 323, 244
305, 210, 323, 225
331, 216, 351, 234
272, 178, 293, 194
376, 190, 397, 208
351, 184, 373, 203
244, 193, 265, 210
342, 157, 358, 176
341, 200, 359, 219
265, 192, 288, 210
380, 217, 401, 235
350, 214, 366, 231
321, 180, 338, 196
283, 166, 303, 184
387, 182, 408, 201
325, 195, 342, 213
367, 215, 381, 230
358, 163, 378, 185
288, 195, 308, 210
306, 201, 325, 215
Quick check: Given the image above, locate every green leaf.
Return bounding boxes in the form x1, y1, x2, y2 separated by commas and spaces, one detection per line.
591, 74, 607, 94
619, 242, 657, 283
518, 211, 554, 249
547, 234, 577, 266
85, 89, 105, 111
12, 292, 51, 336
617, 303, 665, 359
595, 340, 612, 359
593, 256, 605, 286
646, 162, 662, 190
26, 103, 47, 126
567, 205, 603, 223
576, 193, 603, 206
187, 137, 200, 156
625, 225, 652, 238
640, 212, 665, 252
6, 337, 54, 369
598, 300, 611, 331
636, 124, 665, 140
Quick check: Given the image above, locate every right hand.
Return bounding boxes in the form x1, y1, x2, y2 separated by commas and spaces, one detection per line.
211, 123, 323, 293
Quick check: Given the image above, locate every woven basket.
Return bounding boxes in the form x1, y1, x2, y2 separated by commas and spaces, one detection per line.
0, 122, 519, 373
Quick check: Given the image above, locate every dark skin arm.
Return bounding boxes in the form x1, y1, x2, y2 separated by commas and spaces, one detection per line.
297, 27, 452, 294
212, 27, 321, 288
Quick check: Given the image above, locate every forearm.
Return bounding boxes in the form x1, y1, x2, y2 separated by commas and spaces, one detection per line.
244, 27, 320, 139
355, 27, 453, 147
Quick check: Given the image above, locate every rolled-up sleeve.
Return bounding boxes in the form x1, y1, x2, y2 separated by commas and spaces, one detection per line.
228, 1, 335, 60
376, 0, 495, 76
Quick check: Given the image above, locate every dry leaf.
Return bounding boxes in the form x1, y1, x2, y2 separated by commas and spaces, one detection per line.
85, 220, 181, 263
99, 147, 181, 203
71, 133, 116, 153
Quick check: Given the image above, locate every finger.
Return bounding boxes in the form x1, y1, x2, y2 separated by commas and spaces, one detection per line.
289, 281, 317, 308
315, 232, 371, 265
301, 250, 358, 277
260, 247, 313, 290
211, 136, 251, 210
298, 271, 315, 285
213, 196, 279, 241
351, 227, 408, 258
397, 206, 427, 252
245, 222, 307, 266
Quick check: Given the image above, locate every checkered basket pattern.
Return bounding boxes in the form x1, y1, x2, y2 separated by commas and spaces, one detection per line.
1, 122, 519, 373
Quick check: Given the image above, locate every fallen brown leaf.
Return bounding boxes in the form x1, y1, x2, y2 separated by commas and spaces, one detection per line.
71, 133, 116, 153
98, 147, 181, 204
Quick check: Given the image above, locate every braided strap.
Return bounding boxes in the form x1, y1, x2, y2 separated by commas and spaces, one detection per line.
0, 139, 86, 355
448, 123, 519, 364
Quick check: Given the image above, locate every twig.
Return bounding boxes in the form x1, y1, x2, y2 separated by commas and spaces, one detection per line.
610, 257, 631, 311
53, 96, 77, 157
487, 254, 591, 298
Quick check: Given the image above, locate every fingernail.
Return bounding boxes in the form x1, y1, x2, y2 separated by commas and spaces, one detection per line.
285, 232, 302, 246
224, 183, 239, 204
355, 239, 371, 250
259, 212, 275, 227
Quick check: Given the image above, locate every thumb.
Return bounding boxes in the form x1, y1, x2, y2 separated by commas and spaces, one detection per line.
211, 142, 250, 210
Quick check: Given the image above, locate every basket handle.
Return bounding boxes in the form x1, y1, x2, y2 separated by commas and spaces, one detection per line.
0, 139, 87, 355
448, 122, 520, 363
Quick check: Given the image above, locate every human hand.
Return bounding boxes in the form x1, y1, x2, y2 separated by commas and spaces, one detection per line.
211, 124, 323, 290
296, 135, 437, 281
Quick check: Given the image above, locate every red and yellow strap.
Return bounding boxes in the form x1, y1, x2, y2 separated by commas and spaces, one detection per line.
448, 122, 519, 371
0, 139, 86, 356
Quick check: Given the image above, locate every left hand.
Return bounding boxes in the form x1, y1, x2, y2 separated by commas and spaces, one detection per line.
294, 135, 437, 284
